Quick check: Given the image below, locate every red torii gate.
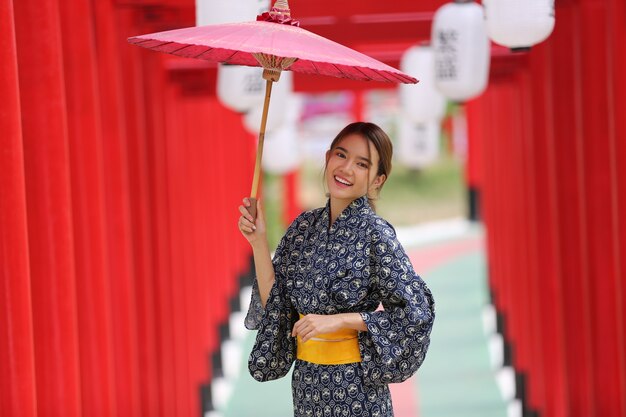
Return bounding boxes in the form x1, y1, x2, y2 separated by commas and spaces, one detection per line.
1, 0, 625, 416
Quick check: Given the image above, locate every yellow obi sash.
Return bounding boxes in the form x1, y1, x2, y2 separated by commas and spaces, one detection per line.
296, 314, 362, 365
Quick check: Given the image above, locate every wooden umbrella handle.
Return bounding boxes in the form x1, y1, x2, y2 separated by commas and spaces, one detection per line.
247, 76, 275, 221
247, 197, 258, 220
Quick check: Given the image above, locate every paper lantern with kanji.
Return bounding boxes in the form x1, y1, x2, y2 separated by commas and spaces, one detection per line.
400, 44, 447, 124
217, 66, 266, 113
243, 71, 293, 134
197, 0, 270, 113
432, 0, 490, 102
397, 117, 441, 169
484, 0, 555, 51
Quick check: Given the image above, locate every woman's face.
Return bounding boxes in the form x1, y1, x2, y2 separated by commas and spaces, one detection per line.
325, 133, 385, 203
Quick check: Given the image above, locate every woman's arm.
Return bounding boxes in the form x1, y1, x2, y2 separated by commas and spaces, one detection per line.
250, 239, 275, 308
238, 198, 275, 308
339, 313, 368, 332
291, 313, 367, 342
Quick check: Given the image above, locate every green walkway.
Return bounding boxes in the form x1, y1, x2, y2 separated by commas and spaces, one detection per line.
220, 241, 506, 417
416, 252, 506, 417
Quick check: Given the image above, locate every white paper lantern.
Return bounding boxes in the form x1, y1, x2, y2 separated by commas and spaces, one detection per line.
399, 45, 447, 124
217, 65, 265, 113
262, 122, 301, 174
196, 0, 269, 25
484, 0, 555, 51
197, 0, 271, 112
432, 0, 490, 102
397, 118, 441, 169
262, 95, 302, 174
243, 71, 293, 134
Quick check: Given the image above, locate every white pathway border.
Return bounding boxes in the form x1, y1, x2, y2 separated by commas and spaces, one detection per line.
482, 302, 523, 417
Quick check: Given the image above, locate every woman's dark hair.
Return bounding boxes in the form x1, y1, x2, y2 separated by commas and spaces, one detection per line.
325, 121, 393, 210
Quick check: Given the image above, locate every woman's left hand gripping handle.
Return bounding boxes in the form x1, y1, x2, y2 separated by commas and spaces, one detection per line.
238, 197, 267, 246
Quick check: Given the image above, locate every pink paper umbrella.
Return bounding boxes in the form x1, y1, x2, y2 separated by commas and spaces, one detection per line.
128, 0, 417, 218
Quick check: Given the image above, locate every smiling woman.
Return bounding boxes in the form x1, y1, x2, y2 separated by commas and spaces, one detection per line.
323, 122, 393, 214
236, 122, 435, 417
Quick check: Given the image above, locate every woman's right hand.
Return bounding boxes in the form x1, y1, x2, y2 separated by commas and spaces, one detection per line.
238, 198, 267, 246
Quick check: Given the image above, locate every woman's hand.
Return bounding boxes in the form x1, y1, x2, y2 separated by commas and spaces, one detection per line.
238, 198, 267, 247
238, 198, 267, 246
292, 314, 345, 342
292, 313, 367, 342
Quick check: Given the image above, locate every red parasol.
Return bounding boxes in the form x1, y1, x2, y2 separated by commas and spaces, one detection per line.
128, 0, 417, 218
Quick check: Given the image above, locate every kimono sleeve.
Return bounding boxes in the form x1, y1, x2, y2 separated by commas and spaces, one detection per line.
359, 221, 435, 385
245, 216, 300, 382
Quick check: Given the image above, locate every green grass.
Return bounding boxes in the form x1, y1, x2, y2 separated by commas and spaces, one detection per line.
376, 155, 466, 226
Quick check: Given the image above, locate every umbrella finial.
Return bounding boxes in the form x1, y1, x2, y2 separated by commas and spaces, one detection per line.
257, 0, 299, 26
271, 0, 291, 19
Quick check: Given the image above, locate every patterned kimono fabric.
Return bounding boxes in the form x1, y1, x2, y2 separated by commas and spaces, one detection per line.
245, 196, 435, 417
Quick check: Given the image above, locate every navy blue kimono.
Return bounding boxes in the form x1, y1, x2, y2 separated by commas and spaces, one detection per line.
245, 196, 435, 417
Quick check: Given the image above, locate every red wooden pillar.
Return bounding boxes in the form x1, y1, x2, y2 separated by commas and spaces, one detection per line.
201, 81, 227, 334
142, 51, 176, 414
607, 1, 626, 410
509, 69, 545, 412
184, 90, 212, 415
284, 171, 302, 226
526, 41, 568, 417
179, 86, 201, 416
231, 110, 255, 278
163, 75, 189, 415
483, 82, 508, 350
57, 0, 118, 415
213, 98, 233, 324
204, 94, 226, 357
92, 1, 142, 414
116, 9, 162, 415
12, 0, 83, 415
487, 80, 513, 354
180, 81, 193, 417
214, 84, 251, 327
487, 78, 511, 356
189, 92, 213, 395
196, 97, 215, 382
469, 92, 496, 295
201, 96, 221, 359
465, 95, 483, 222
233, 107, 256, 283
0, 3, 37, 416
578, 1, 625, 414
353, 90, 365, 121
549, 3, 595, 415
465, 102, 483, 181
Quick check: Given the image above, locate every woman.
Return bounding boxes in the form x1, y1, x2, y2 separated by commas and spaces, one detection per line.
237, 122, 435, 417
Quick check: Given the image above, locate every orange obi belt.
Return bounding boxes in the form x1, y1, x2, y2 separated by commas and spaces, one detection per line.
296, 313, 362, 365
